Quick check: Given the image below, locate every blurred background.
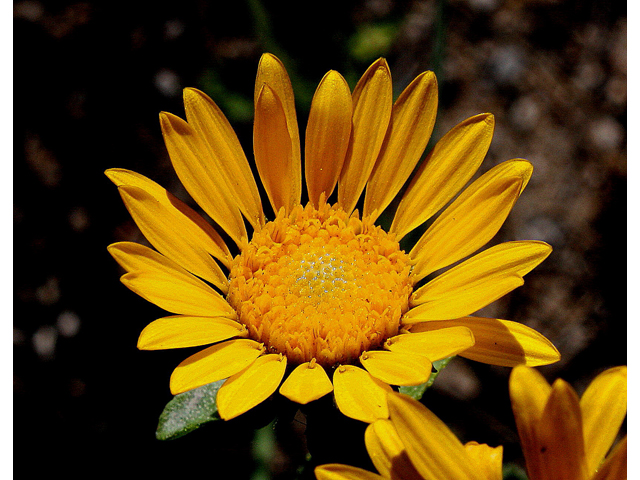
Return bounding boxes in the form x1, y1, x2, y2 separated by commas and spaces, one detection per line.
13, 0, 626, 478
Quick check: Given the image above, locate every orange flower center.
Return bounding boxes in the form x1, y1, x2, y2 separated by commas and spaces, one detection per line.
227, 202, 413, 367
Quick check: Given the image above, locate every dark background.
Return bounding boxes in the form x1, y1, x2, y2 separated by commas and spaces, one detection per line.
14, 1, 626, 478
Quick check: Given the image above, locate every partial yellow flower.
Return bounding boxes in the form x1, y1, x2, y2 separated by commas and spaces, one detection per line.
509, 365, 627, 480
315, 391, 503, 480
107, 53, 560, 423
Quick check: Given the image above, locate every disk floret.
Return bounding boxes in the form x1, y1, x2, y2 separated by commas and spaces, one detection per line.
227, 202, 413, 366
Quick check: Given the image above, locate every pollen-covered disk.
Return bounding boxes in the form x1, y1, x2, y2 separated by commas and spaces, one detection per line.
227, 201, 413, 367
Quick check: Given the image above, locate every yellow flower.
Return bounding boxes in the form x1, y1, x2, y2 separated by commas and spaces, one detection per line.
315, 391, 504, 480
107, 53, 560, 422
509, 365, 627, 480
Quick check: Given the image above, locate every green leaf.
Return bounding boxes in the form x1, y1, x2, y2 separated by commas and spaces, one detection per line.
156, 379, 225, 440
502, 463, 528, 480
398, 356, 453, 400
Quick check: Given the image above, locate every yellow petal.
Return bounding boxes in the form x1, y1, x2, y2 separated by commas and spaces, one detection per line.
464, 442, 503, 480
475, 157, 533, 194
385, 326, 475, 361
338, 58, 392, 214
105, 168, 232, 268
254, 84, 299, 214
408, 241, 552, 321
255, 53, 301, 211
117, 185, 228, 291
216, 353, 287, 420
137, 315, 247, 350
159, 112, 247, 246
409, 160, 533, 279
305, 70, 353, 206
108, 242, 235, 317
279, 361, 334, 404
387, 392, 482, 480
365, 419, 422, 480
333, 365, 392, 423
315, 464, 384, 480
410, 317, 560, 367
592, 436, 626, 480
509, 366, 552, 480
391, 113, 494, 238
183, 88, 264, 229
580, 366, 627, 475
170, 339, 264, 394
538, 379, 589, 480
363, 71, 438, 221
360, 350, 432, 386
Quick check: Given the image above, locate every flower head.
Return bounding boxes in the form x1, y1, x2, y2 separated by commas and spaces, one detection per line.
509, 365, 627, 480
107, 53, 559, 422
315, 391, 504, 480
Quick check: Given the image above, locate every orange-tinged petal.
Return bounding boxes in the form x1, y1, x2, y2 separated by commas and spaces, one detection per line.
592, 436, 627, 480
360, 350, 432, 386
464, 442, 503, 480
408, 241, 552, 321
363, 71, 438, 221
254, 84, 299, 214
305, 70, 353, 206
137, 315, 248, 350
216, 354, 287, 420
409, 160, 533, 279
410, 317, 560, 367
509, 366, 553, 480
538, 379, 588, 480
118, 185, 228, 291
391, 113, 494, 238
388, 393, 482, 480
580, 366, 627, 475
333, 365, 392, 423
159, 112, 247, 246
474, 157, 533, 195
105, 168, 232, 268
183, 87, 264, 229
108, 242, 234, 317
385, 326, 475, 361
170, 339, 264, 394
255, 53, 301, 209
315, 464, 384, 480
279, 361, 334, 404
365, 419, 422, 480
338, 58, 392, 214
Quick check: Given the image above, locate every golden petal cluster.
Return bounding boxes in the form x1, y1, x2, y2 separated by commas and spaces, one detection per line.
315, 391, 504, 480
107, 53, 560, 422
315, 367, 627, 480
509, 365, 627, 480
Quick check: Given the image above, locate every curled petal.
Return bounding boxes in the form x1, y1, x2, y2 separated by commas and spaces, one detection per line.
137, 315, 247, 350
410, 317, 560, 367
408, 241, 552, 321
216, 354, 287, 420
305, 70, 353, 206
333, 365, 392, 423
279, 361, 334, 404
580, 366, 627, 475
170, 339, 264, 394
360, 350, 432, 386
338, 58, 392, 214
391, 113, 494, 238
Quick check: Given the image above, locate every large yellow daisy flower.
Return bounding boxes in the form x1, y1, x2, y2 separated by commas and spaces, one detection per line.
107, 53, 560, 422
316, 391, 504, 480
509, 365, 627, 480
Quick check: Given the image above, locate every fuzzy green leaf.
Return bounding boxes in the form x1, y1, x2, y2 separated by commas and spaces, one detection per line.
156, 379, 225, 440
